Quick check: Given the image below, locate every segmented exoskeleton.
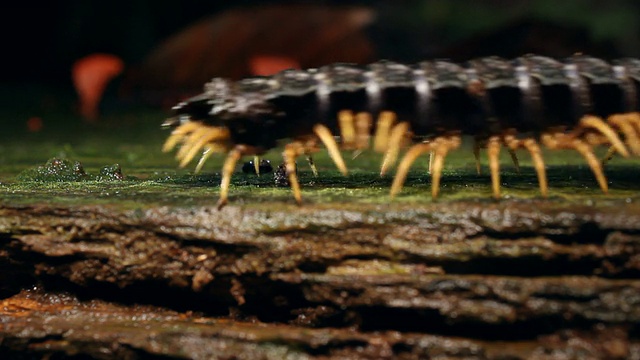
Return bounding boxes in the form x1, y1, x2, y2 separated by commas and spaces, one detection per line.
163, 55, 640, 208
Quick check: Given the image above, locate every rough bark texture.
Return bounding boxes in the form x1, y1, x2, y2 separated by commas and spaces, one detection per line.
1, 199, 639, 359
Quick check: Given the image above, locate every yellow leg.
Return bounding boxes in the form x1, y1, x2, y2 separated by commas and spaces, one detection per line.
601, 146, 616, 165
355, 112, 372, 150
283, 142, 306, 205
571, 138, 609, 193
162, 122, 202, 153
390, 135, 460, 199
390, 143, 432, 198
430, 144, 448, 198
608, 114, 640, 155
179, 128, 223, 168
542, 132, 609, 194
627, 112, 640, 137
430, 136, 462, 198
313, 124, 348, 176
306, 155, 318, 177
487, 136, 501, 199
373, 112, 396, 153
380, 122, 410, 176
253, 156, 261, 175
195, 147, 214, 174
194, 143, 228, 174
217, 147, 243, 210
338, 110, 356, 149
176, 127, 209, 163
579, 116, 629, 157
522, 138, 548, 197
351, 149, 364, 160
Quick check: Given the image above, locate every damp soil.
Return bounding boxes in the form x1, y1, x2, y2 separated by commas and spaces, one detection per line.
1, 111, 639, 359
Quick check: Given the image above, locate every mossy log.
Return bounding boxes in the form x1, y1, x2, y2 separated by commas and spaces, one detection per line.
1, 199, 639, 359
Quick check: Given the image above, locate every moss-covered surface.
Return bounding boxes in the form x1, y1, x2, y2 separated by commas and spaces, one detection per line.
1, 110, 640, 358
1, 108, 639, 209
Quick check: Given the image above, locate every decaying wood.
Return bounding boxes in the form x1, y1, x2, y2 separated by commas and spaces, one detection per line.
0, 199, 639, 358
0, 288, 636, 359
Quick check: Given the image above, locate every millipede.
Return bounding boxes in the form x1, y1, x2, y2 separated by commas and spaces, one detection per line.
162, 54, 640, 208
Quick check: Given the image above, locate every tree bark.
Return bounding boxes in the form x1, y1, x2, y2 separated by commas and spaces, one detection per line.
1, 199, 639, 358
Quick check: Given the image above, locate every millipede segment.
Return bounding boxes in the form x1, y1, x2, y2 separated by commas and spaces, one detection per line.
163, 55, 640, 207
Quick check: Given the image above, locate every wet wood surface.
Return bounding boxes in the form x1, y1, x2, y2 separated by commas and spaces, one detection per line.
1, 199, 639, 359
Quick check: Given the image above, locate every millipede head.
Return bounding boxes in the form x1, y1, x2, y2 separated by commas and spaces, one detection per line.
161, 79, 238, 169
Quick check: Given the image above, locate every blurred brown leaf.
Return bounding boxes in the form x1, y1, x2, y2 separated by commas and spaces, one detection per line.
128, 4, 376, 93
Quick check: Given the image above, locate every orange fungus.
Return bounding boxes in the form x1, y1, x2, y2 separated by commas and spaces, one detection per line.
249, 55, 300, 76
72, 54, 124, 121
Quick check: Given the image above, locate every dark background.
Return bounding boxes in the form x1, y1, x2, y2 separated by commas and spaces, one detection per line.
2, 0, 640, 115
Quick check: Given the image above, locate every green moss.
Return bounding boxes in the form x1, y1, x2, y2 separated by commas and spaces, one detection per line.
96, 164, 126, 181
16, 158, 129, 183
17, 158, 89, 182
1, 109, 639, 210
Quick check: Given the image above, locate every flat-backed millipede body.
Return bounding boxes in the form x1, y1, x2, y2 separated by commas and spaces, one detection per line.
163, 55, 640, 208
